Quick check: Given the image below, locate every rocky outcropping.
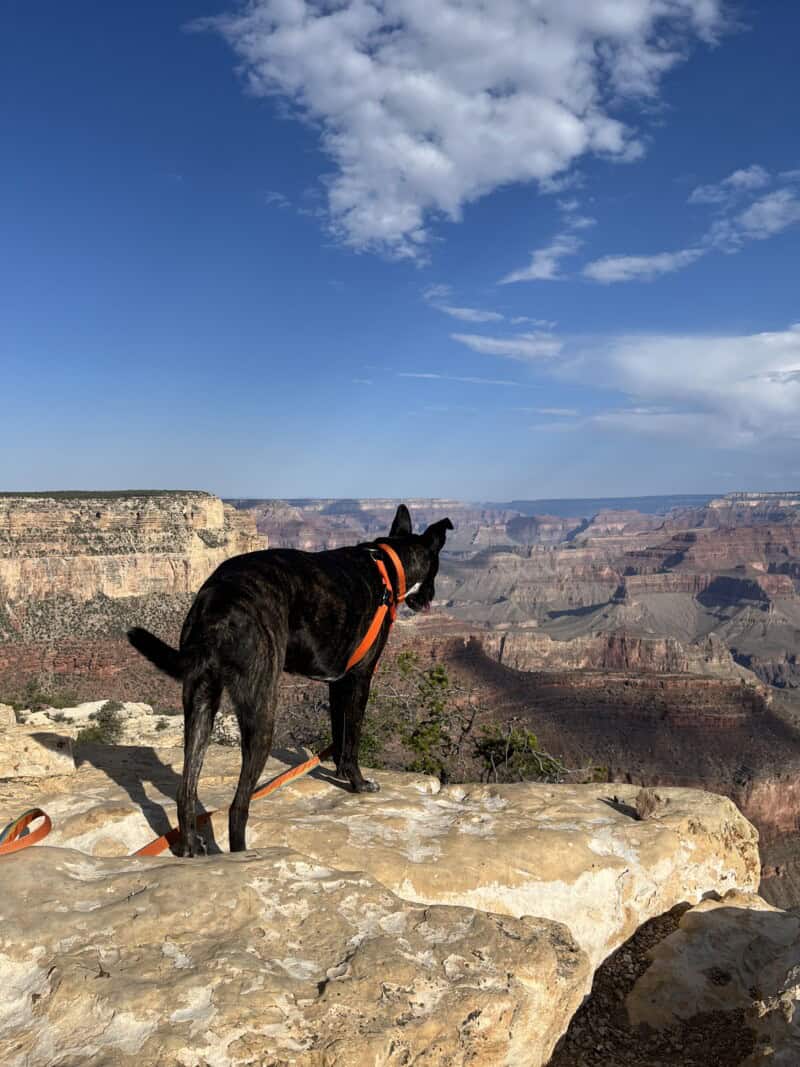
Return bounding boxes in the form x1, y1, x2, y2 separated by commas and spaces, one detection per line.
483, 628, 747, 679
0, 726, 74, 779
627, 890, 800, 1065
0, 492, 262, 607
0, 492, 265, 656
0, 739, 761, 1065
1, 846, 585, 1067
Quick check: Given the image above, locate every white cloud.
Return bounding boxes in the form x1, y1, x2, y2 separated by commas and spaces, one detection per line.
422, 284, 504, 321
736, 189, 800, 240
689, 164, 770, 205
589, 408, 749, 445
583, 169, 800, 280
500, 234, 583, 283
452, 331, 562, 361
532, 407, 580, 416
438, 305, 505, 322
264, 189, 292, 209
512, 316, 558, 328
583, 247, 704, 282
569, 323, 800, 445
557, 197, 597, 229
500, 194, 597, 283
398, 372, 530, 387
530, 420, 580, 432
204, 1, 726, 257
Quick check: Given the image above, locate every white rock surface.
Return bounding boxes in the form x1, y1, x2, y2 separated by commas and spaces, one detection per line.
19, 701, 185, 746
0, 726, 74, 780
0, 845, 587, 1067
0, 744, 761, 1065
1, 746, 759, 966
627, 890, 800, 1066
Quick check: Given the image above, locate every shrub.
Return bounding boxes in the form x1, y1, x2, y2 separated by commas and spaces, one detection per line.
475, 722, 565, 783
76, 701, 124, 745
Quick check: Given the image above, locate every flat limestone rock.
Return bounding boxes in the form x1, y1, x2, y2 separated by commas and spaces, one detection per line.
0, 726, 74, 780
19, 701, 185, 747
0, 845, 588, 1067
626, 890, 800, 1065
0, 745, 759, 976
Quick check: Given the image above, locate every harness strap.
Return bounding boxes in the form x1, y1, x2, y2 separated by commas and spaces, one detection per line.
345, 546, 407, 672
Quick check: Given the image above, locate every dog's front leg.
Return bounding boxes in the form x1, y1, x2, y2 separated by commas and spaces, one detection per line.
329, 671, 380, 793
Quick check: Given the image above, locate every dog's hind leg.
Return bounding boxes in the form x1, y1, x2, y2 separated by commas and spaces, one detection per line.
227, 653, 282, 852
329, 671, 380, 793
178, 665, 222, 858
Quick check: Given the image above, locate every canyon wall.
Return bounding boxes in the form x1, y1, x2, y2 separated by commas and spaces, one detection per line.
0, 492, 264, 642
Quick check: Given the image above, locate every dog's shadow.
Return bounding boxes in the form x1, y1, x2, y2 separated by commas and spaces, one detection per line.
76, 744, 351, 856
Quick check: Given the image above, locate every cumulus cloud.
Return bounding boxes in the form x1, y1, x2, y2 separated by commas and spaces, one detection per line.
583, 247, 704, 282
452, 331, 562, 361
570, 323, 800, 445
204, 0, 726, 257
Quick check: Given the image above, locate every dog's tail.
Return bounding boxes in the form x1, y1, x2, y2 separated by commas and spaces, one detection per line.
127, 627, 185, 681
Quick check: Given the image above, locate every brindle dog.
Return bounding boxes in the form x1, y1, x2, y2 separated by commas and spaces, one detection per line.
127, 505, 452, 856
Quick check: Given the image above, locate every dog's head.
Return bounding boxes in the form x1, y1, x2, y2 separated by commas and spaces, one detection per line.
383, 504, 453, 613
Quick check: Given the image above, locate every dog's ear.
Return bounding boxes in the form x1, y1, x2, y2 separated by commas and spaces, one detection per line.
389, 504, 413, 538
422, 517, 454, 552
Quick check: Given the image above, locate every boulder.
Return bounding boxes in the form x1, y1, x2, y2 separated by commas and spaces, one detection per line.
238, 760, 761, 971
0, 745, 761, 1064
0, 727, 74, 780
1, 747, 759, 969
0, 703, 16, 729
0, 846, 588, 1067
627, 890, 800, 1065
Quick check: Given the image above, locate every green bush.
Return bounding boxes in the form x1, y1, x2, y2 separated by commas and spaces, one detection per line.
475, 723, 565, 783
76, 701, 124, 745
404, 665, 456, 778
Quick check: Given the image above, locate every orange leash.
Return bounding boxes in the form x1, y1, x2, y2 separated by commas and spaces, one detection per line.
0, 746, 334, 859
0, 808, 52, 855
134, 743, 335, 856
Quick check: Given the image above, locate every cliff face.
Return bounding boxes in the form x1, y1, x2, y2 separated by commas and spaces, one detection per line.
0, 492, 264, 641
483, 628, 748, 679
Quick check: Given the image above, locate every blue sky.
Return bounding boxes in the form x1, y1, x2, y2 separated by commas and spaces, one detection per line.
2, 1, 799, 500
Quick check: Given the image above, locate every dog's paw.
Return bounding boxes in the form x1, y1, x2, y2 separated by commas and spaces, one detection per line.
354, 778, 380, 794
178, 832, 208, 858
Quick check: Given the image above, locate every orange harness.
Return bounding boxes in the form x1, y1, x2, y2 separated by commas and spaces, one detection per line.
345, 543, 407, 671
0, 544, 409, 859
